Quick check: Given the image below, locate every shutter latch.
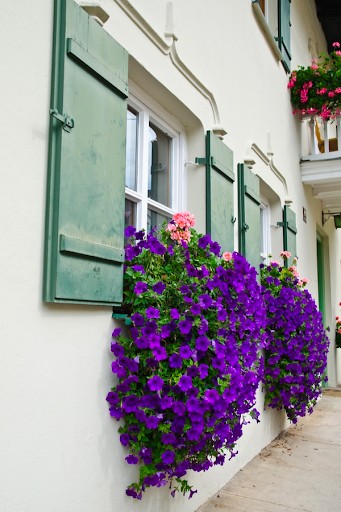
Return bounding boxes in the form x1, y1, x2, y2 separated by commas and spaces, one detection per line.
49, 109, 75, 133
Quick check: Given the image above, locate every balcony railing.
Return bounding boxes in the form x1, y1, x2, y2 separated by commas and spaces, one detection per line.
301, 115, 341, 160
300, 115, 341, 212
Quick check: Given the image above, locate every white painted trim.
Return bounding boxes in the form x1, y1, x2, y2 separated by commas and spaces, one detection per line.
113, 0, 225, 132
252, 1, 283, 62
244, 142, 291, 204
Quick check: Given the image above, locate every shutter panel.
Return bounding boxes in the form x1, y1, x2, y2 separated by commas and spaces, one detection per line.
204, 131, 235, 252
282, 205, 297, 268
237, 163, 261, 271
278, 0, 291, 72
43, 0, 128, 305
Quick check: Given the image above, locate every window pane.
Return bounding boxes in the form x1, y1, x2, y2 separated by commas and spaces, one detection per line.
126, 108, 138, 190
125, 199, 136, 230
147, 209, 170, 233
148, 123, 172, 207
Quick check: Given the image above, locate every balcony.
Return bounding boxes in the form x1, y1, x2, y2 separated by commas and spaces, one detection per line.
300, 116, 341, 213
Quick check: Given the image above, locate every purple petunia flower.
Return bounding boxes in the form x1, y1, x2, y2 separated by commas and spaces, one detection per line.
195, 335, 210, 352
198, 234, 211, 248
170, 308, 180, 319
112, 328, 121, 338
162, 432, 177, 445
204, 388, 219, 404
148, 333, 161, 348
110, 342, 124, 357
152, 281, 166, 294
178, 375, 193, 392
145, 306, 160, 319
124, 226, 136, 237
152, 345, 168, 361
179, 320, 193, 334
169, 353, 183, 368
190, 303, 202, 315
198, 363, 209, 379
109, 406, 123, 420
148, 236, 167, 255
172, 401, 186, 416
147, 375, 164, 391
120, 433, 131, 446
131, 313, 145, 327
179, 345, 193, 359
131, 264, 145, 273
145, 416, 161, 429
134, 281, 148, 295
161, 450, 175, 465
161, 323, 172, 339
160, 395, 173, 410
125, 454, 139, 464
198, 294, 213, 309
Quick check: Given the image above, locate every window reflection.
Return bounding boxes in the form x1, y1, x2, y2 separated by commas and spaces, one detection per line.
126, 108, 138, 191
148, 123, 171, 207
147, 209, 170, 233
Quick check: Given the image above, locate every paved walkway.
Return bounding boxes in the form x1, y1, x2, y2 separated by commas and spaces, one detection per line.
197, 390, 341, 512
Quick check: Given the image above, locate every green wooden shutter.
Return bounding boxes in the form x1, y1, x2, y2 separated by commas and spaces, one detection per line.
237, 163, 261, 271
199, 131, 234, 251
278, 0, 291, 72
43, 0, 128, 305
282, 205, 297, 268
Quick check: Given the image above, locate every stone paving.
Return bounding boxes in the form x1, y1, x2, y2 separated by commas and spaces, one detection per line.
197, 391, 341, 512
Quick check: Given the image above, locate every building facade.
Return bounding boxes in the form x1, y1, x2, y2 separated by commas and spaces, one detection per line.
1, 1, 341, 511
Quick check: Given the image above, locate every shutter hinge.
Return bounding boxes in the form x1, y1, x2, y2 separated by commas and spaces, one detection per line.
195, 157, 207, 165
50, 109, 75, 132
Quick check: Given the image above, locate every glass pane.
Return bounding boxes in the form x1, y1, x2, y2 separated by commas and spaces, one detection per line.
125, 199, 136, 230
148, 123, 172, 207
147, 209, 170, 233
125, 108, 138, 190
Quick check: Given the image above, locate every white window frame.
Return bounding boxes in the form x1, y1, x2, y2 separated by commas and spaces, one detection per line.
125, 81, 186, 231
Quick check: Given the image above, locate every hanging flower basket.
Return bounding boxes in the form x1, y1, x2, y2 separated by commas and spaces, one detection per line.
288, 42, 341, 120
107, 212, 267, 499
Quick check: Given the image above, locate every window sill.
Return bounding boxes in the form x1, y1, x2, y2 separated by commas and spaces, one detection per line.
252, 1, 282, 62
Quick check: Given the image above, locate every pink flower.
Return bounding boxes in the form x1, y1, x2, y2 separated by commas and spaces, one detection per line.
335, 88, 341, 94
317, 88, 327, 95
332, 42, 341, 48
311, 64, 318, 71
280, 250, 291, 259
172, 211, 195, 229
328, 91, 335, 97
289, 265, 299, 278
335, 51, 341, 57
222, 251, 232, 261
321, 104, 332, 120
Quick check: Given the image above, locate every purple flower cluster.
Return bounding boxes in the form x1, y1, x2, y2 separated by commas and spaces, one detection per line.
261, 262, 329, 423
108, 223, 267, 499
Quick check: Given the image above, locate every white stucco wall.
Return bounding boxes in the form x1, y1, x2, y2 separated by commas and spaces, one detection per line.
1, 1, 338, 511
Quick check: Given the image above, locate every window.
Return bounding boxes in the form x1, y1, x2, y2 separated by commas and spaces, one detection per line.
124, 90, 184, 232
260, 197, 271, 264
252, 0, 291, 72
